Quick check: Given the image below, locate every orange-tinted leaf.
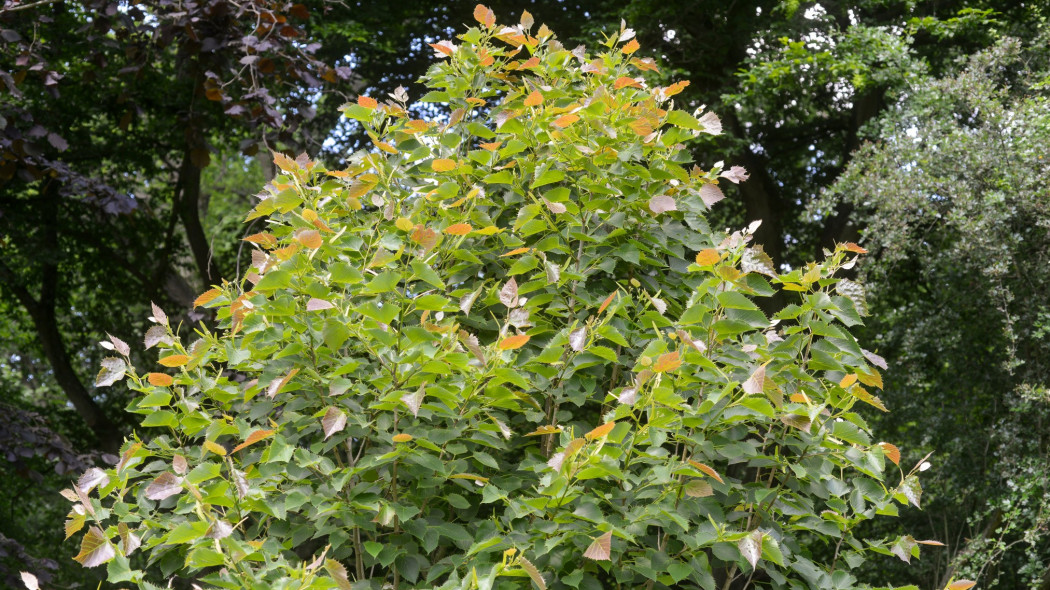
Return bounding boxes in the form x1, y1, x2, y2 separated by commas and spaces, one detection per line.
689, 460, 724, 483
790, 392, 811, 403
947, 582, 976, 590
598, 291, 617, 314
432, 158, 457, 172
842, 242, 868, 254
695, 249, 720, 266
193, 288, 222, 308
879, 442, 901, 465
243, 232, 278, 249
373, 139, 398, 154
519, 56, 540, 69
553, 114, 579, 128
410, 226, 439, 252
839, 374, 858, 388
631, 57, 659, 72
273, 151, 296, 172
524, 90, 543, 107
357, 95, 378, 109
297, 229, 322, 249
917, 539, 945, 546
429, 41, 456, 57
231, 429, 275, 453
148, 373, 173, 387
664, 80, 690, 97
653, 351, 681, 373
158, 355, 188, 368
480, 141, 503, 151
501, 247, 531, 257
392, 433, 413, 443
585, 421, 616, 441
614, 76, 641, 90
621, 39, 640, 54
473, 3, 495, 27
630, 118, 654, 136
445, 223, 473, 236
499, 334, 530, 350
583, 531, 612, 561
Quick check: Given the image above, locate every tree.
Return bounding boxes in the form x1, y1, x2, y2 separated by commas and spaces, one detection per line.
62, 8, 937, 589
0, 0, 350, 452
822, 33, 1050, 588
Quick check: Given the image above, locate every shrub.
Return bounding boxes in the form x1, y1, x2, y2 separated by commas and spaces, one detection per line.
63, 7, 942, 590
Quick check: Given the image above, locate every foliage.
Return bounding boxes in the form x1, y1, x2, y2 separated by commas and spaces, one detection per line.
63, 9, 937, 590
820, 34, 1050, 588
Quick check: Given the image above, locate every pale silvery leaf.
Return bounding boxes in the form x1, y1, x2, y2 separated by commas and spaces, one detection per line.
118, 522, 141, 555
836, 278, 869, 316
543, 198, 567, 214
547, 451, 565, 471
460, 287, 482, 315
204, 519, 234, 540
144, 472, 182, 501
650, 296, 667, 314
322, 407, 348, 439
401, 387, 425, 418
738, 530, 763, 569
742, 364, 767, 395
742, 246, 777, 278
233, 469, 249, 499
719, 165, 750, 184
95, 357, 126, 388
544, 260, 560, 285
307, 298, 335, 311
144, 325, 172, 349
619, 27, 636, 42
509, 307, 532, 329
617, 386, 637, 405
21, 571, 39, 590
499, 277, 519, 308
698, 111, 722, 135
172, 454, 188, 475
649, 195, 676, 214
699, 184, 725, 207
150, 301, 168, 325
863, 348, 888, 370
106, 333, 130, 356
72, 526, 115, 568
569, 327, 587, 352
78, 468, 109, 493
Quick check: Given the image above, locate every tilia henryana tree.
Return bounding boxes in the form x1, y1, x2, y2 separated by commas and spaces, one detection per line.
54, 6, 964, 590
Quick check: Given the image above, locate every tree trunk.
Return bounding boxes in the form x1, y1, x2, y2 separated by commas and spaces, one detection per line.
178, 147, 224, 288
0, 182, 122, 453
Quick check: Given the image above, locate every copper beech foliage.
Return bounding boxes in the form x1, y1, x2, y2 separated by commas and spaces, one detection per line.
61, 7, 967, 590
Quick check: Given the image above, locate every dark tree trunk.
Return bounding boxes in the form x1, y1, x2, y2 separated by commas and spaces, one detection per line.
0, 182, 122, 453
178, 146, 224, 287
